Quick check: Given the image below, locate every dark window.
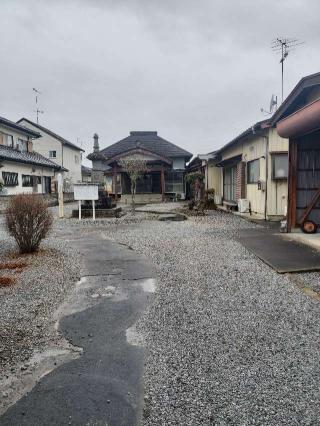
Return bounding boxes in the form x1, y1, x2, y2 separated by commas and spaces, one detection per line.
22, 175, 33, 187
2, 172, 18, 186
247, 159, 260, 183
21, 175, 41, 188
43, 176, 51, 194
49, 150, 56, 158
272, 154, 288, 179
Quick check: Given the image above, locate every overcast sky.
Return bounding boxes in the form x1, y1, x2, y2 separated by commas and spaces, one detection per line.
1, 0, 320, 165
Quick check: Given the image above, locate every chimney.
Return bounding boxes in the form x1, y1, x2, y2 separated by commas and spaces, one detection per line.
93, 133, 99, 153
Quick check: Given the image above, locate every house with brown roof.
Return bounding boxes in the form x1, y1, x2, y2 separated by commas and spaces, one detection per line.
87, 131, 192, 203
193, 119, 289, 220
0, 116, 63, 195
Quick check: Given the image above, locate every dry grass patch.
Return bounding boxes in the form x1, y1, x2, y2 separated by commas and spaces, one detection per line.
0, 276, 15, 287
0, 261, 28, 271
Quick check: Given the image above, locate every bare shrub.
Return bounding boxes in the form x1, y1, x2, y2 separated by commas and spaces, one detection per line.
5, 194, 53, 254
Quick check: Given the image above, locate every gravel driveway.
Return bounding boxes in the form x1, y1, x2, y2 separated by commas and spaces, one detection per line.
102, 210, 320, 425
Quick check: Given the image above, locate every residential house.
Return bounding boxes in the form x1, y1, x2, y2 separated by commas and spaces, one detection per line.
17, 118, 84, 190
196, 121, 288, 220
0, 116, 63, 195
273, 72, 320, 232
87, 131, 192, 203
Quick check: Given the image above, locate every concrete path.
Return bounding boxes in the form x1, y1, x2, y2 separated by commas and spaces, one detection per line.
0, 228, 155, 426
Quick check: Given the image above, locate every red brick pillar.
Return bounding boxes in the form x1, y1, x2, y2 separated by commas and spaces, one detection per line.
236, 161, 246, 201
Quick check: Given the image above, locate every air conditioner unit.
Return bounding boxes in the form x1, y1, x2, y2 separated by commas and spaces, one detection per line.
238, 199, 250, 213
214, 194, 222, 205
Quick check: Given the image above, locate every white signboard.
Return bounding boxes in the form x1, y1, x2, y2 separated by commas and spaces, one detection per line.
74, 184, 99, 201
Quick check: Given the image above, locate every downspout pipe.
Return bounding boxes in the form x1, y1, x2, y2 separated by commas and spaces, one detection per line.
263, 135, 269, 221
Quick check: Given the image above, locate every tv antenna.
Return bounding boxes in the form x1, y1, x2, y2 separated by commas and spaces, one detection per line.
271, 38, 304, 103
261, 94, 278, 115
34, 109, 44, 124
32, 88, 44, 124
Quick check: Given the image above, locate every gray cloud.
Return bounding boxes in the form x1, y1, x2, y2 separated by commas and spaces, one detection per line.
1, 0, 320, 163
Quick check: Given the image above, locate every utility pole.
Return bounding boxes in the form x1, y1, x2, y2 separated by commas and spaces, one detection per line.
271, 38, 304, 103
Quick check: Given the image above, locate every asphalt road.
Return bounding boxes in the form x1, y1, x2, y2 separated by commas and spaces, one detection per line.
0, 228, 155, 426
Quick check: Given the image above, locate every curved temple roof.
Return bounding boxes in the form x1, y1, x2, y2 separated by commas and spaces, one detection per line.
97, 131, 192, 161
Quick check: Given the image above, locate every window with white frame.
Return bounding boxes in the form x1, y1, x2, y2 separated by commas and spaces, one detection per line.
247, 159, 260, 184
272, 153, 288, 179
75, 155, 79, 164
49, 150, 56, 158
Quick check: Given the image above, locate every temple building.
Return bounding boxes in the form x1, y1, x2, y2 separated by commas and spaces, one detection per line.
87, 131, 192, 203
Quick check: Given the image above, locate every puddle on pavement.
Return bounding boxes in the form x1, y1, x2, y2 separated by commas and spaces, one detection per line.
126, 324, 144, 347
136, 278, 156, 293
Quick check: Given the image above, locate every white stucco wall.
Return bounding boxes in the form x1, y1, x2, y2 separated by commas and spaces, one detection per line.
18, 119, 82, 185
0, 161, 55, 195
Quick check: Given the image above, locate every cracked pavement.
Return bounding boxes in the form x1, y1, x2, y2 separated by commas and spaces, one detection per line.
0, 227, 156, 426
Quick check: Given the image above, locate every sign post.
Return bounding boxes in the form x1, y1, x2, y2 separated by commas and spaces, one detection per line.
57, 173, 64, 218
74, 184, 99, 221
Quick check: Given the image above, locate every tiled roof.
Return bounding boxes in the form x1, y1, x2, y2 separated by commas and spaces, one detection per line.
0, 145, 64, 170
81, 165, 92, 174
216, 119, 270, 154
99, 131, 192, 160
17, 118, 85, 152
0, 116, 41, 138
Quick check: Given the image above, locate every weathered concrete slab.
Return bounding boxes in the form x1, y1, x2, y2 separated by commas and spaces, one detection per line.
237, 228, 320, 273
0, 230, 155, 426
158, 213, 187, 221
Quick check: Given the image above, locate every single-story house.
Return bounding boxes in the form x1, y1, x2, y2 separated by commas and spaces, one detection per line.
0, 116, 63, 195
17, 118, 84, 190
87, 131, 192, 203
273, 72, 320, 232
196, 121, 289, 220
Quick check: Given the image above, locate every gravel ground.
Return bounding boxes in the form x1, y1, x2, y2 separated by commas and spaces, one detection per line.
101, 209, 320, 425
0, 221, 80, 388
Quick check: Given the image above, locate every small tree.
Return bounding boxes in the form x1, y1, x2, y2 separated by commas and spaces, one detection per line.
186, 171, 205, 202
119, 158, 147, 213
5, 194, 53, 254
